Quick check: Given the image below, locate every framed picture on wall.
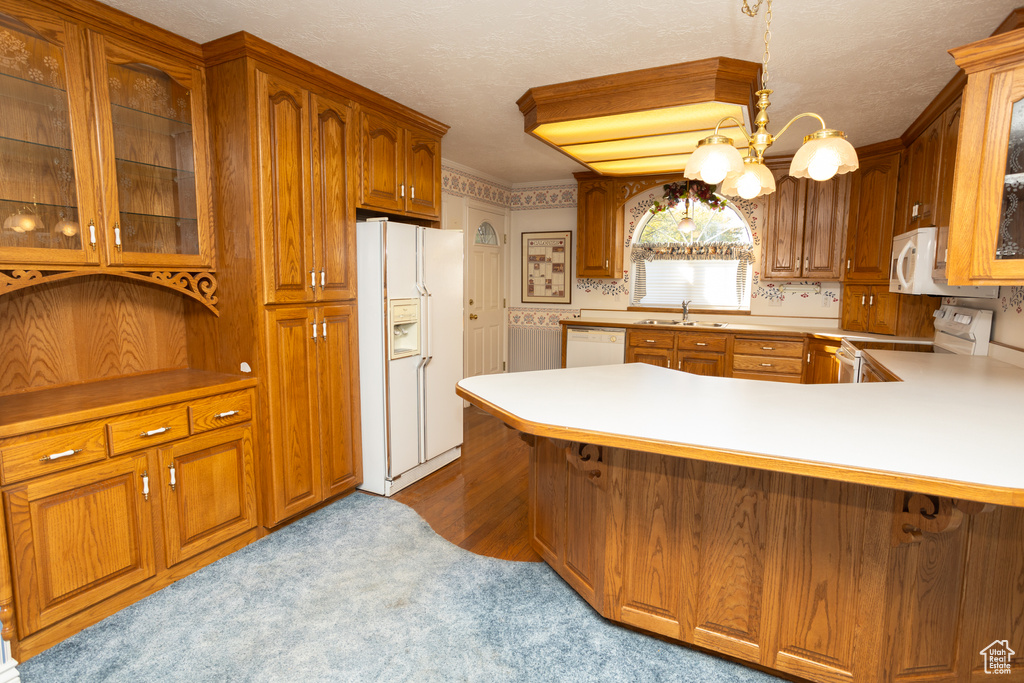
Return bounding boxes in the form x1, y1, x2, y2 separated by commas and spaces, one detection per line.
521, 231, 571, 304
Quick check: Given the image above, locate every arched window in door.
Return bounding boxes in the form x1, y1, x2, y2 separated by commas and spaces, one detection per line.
475, 221, 499, 245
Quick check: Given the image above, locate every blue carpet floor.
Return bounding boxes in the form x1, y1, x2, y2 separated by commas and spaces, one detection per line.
18, 493, 782, 682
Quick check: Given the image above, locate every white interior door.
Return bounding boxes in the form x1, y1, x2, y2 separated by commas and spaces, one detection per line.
466, 207, 506, 377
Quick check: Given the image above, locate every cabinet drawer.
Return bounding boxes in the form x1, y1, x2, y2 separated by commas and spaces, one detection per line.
732, 354, 804, 375
627, 330, 675, 349
1, 423, 108, 485
732, 371, 804, 383
189, 392, 253, 434
107, 405, 189, 455
676, 333, 727, 352
733, 337, 804, 358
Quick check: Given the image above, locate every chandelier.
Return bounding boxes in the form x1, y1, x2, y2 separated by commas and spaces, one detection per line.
685, 0, 859, 199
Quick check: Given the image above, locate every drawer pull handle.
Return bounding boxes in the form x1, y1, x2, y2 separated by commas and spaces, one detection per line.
761, 346, 774, 350
760, 363, 773, 367
645, 339, 656, 343
40, 448, 82, 462
141, 471, 149, 501
696, 342, 707, 346
140, 427, 170, 438
214, 410, 239, 419
168, 464, 176, 492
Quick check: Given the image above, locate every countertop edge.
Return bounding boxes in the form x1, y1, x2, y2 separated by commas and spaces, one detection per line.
457, 381, 1024, 509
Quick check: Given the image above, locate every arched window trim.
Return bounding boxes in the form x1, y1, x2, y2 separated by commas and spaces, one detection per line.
629, 196, 754, 310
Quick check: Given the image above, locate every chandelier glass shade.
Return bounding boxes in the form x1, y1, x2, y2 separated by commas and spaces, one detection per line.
719, 157, 777, 199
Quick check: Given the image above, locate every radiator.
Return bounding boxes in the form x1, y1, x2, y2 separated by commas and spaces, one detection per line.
508, 326, 561, 372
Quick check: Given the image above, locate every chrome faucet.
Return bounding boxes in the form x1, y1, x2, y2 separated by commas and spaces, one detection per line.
681, 300, 691, 322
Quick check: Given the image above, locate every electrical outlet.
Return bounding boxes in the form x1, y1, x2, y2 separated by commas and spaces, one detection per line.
822, 294, 832, 308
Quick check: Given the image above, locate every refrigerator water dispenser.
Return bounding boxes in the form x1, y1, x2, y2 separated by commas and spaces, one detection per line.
389, 298, 420, 359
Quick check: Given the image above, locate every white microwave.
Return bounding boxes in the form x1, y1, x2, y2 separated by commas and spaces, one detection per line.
890, 228, 998, 298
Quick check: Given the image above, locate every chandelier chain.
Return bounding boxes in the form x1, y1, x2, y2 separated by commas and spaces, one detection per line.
761, 0, 772, 90
741, 0, 763, 17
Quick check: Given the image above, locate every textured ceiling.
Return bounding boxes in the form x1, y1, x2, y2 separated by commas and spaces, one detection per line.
105, 0, 1022, 184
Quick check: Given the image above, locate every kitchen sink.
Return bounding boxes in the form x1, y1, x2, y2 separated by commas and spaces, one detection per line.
679, 321, 728, 328
635, 319, 681, 325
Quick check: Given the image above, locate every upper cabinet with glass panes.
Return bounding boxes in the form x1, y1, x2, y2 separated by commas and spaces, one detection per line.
947, 28, 1024, 284
0, 6, 99, 265
89, 32, 213, 268
0, 1, 213, 271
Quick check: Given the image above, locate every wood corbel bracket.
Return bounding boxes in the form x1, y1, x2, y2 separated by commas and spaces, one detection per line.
0, 268, 220, 315
563, 441, 608, 490
892, 493, 994, 546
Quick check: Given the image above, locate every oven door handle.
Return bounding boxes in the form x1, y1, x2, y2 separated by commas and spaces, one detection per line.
835, 348, 856, 367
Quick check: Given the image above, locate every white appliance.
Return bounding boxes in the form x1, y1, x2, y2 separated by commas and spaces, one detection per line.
357, 219, 464, 496
890, 228, 998, 297
836, 304, 994, 383
565, 326, 626, 367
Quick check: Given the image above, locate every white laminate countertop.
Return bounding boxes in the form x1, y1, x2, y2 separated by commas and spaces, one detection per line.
560, 316, 934, 344
457, 355, 1024, 505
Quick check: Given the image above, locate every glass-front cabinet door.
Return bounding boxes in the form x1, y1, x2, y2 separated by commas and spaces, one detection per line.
0, 7, 100, 266
948, 31, 1024, 284
90, 33, 213, 269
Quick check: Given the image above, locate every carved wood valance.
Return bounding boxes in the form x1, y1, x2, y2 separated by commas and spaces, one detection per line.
0, 269, 219, 315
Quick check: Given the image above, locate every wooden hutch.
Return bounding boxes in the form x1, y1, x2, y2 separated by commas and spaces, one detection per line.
0, 0, 445, 661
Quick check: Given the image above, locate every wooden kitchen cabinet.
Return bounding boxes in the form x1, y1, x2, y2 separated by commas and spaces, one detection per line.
844, 145, 903, 283
89, 31, 214, 269
895, 117, 942, 236
576, 177, 622, 278
841, 284, 939, 336
0, 2, 100, 267
730, 335, 805, 382
0, 372, 259, 659
256, 71, 357, 304
626, 329, 728, 376
4, 453, 156, 638
762, 166, 849, 280
359, 108, 442, 220
805, 337, 841, 384
263, 303, 360, 525
157, 424, 257, 567
947, 29, 1024, 284
933, 97, 962, 278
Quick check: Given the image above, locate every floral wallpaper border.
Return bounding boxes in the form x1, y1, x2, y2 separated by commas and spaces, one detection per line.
441, 166, 577, 212
441, 164, 511, 207
508, 306, 580, 328
510, 184, 577, 211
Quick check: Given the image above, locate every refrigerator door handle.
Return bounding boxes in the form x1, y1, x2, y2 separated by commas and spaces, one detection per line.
416, 354, 428, 465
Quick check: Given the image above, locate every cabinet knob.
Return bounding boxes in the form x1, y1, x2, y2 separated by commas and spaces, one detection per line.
411, 185, 415, 200
320, 270, 326, 288
760, 363, 773, 367
310, 270, 316, 289
113, 222, 121, 251
696, 342, 707, 346
400, 184, 405, 198
605, 259, 609, 269
139, 427, 170, 438
214, 410, 239, 419
645, 339, 655, 344
168, 463, 176, 492
141, 471, 149, 502
89, 220, 97, 249
312, 321, 318, 340
869, 295, 874, 306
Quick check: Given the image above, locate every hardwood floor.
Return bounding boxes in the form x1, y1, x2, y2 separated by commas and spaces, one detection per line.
394, 406, 541, 562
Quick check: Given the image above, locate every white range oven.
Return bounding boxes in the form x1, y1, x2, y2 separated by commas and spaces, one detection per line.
836, 304, 994, 383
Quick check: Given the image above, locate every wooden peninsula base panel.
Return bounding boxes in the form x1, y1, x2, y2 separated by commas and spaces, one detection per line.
526, 435, 1023, 683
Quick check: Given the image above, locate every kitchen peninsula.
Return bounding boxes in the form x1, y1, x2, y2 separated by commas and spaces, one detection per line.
457, 359, 1024, 682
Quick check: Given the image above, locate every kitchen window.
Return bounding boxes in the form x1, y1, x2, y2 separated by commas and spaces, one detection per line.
630, 198, 753, 310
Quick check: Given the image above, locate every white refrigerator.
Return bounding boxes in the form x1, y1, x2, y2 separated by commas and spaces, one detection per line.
356, 219, 464, 496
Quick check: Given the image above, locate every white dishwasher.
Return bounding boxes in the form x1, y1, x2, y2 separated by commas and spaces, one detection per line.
565, 326, 626, 368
